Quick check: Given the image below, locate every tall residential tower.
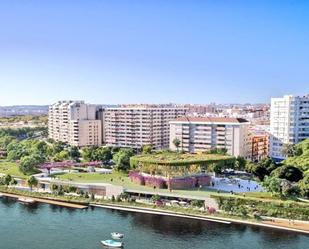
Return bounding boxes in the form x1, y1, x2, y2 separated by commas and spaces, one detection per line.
48, 101, 102, 147
169, 117, 251, 158
103, 105, 187, 150
270, 95, 309, 161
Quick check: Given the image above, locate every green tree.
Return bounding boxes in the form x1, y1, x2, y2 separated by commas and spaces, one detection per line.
94, 147, 112, 163
53, 150, 70, 162
113, 148, 135, 171
251, 165, 269, 181
262, 176, 282, 195
142, 145, 152, 154
173, 138, 181, 152
236, 206, 248, 217
69, 146, 81, 161
235, 156, 247, 171
81, 146, 96, 161
10, 178, 17, 186
283, 139, 309, 171
52, 141, 66, 154
19, 153, 44, 174
245, 161, 256, 173
298, 174, 309, 198
0, 135, 15, 149
27, 176, 38, 191
271, 165, 303, 182
4, 174, 12, 186
6, 141, 29, 161
191, 199, 204, 208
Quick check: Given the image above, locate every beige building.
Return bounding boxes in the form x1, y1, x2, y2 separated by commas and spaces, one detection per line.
103, 106, 187, 150
48, 101, 102, 147
169, 117, 250, 158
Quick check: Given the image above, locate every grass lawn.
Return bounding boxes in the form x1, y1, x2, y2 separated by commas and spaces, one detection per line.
130, 151, 234, 166
0, 161, 27, 178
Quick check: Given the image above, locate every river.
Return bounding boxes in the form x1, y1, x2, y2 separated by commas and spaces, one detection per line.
0, 197, 308, 249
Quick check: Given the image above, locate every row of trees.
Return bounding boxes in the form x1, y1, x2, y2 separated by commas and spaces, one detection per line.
0, 174, 38, 190
80, 146, 136, 171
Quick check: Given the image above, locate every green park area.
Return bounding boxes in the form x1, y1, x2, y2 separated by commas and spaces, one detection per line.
0, 161, 27, 178
56, 170, 228, 198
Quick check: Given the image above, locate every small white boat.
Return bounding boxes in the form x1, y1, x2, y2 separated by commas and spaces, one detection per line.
101, 239, 123, 248
111, 232, 124, 239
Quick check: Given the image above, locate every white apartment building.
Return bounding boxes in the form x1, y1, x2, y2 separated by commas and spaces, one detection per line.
270, 94, 309, 161
48, 101, 102, 147
169, 117, 250, 158
103, 106, 187, 150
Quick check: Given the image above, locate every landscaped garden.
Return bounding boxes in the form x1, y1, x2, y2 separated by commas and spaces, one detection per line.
129, 151, 235, 189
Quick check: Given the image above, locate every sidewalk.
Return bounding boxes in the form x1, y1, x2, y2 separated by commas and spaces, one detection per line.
261, 217, 309, 232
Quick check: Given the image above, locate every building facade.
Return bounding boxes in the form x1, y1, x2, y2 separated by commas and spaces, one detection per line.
269, 95, 309, 161
103, 106, 187, 150
48, 101, 102, 147
251, 134, 269, 162
169, 117, 250, 158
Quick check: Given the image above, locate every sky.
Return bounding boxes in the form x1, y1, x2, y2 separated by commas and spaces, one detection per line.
0, 0, 308, 105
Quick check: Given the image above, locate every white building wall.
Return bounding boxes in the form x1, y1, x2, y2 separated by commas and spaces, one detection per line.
270, 94, 309, 161
169, 119, 250, 158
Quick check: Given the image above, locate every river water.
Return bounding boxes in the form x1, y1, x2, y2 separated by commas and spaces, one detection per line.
0, 197, 308, 249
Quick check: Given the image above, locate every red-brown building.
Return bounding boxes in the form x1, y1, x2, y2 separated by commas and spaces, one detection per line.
251, 134, 269, 162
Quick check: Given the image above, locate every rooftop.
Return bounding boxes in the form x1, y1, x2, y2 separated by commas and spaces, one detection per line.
171, 117, 249, 124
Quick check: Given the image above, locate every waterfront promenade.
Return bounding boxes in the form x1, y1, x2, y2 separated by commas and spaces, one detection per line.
1, 190, 309, 235
0, 192, 88, 209
91, 203, 309, 235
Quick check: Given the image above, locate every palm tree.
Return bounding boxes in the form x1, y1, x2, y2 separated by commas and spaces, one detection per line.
173, 138, 181, 152
27, 176, 38, 191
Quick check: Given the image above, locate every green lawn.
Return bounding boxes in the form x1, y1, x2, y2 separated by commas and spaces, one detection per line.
130, 151, 235, 166
0, 161, 27, 178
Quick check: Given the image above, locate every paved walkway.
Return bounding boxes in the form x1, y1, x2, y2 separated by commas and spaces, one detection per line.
0, 192, 88, 209
208, 177, 264, 193
91, 203, 309, 235
91, 203, 231, 224
262, 218, 309, 232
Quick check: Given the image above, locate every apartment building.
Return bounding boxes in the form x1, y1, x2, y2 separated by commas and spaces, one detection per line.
251, 134, 269, 162
270, 94, 309, 161
103, 106, 187, 150
48, 101, 102, 147
169, 117, 250, 158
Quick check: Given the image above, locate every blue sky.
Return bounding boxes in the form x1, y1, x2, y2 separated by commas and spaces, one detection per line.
0, 0, 308, 105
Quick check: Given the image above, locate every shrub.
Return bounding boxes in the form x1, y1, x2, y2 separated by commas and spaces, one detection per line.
191, 199, 204, 208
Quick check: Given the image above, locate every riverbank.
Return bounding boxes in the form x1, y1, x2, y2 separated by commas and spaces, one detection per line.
0, 192, 88, 209
91, 202, 309, 235
91, 203, 231, 224
1, 189, 309, 235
